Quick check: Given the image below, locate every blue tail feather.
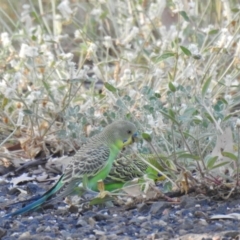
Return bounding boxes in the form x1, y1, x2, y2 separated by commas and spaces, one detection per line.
3, 175, 64, 218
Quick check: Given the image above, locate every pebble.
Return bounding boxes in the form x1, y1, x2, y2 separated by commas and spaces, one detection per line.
18, 231, 31, 240
76, 218, 88, 227
0, 227, 6, 238
2, 182, 240, 240
88, 217, 96, 227
93, 230, 106, 235
137, 203, 151, 214
157, 219, 168, 227
150, 202, 169, 215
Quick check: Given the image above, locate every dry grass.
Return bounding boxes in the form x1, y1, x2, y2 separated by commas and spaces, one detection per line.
0, 0, 240, 196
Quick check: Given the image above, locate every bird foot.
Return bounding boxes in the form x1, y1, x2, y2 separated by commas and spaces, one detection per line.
97, 190, 111, 199
97, 180, 111, 198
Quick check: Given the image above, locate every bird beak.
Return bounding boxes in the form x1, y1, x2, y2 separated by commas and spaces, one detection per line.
132, 132, 139, 143
123, 132, 138, 147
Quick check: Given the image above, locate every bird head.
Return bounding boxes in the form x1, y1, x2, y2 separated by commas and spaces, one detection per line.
104, 120, 137, 148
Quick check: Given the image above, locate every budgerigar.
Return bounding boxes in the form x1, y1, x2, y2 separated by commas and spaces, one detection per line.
102, 154, 165, 191
4, 120, 137, 218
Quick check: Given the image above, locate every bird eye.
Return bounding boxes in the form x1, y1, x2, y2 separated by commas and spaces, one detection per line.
127, 130, 132, 134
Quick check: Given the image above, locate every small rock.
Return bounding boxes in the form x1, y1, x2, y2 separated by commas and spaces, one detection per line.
26, 182, 42, 195
193, 210, 208, 218
8, 187, 25, 196
76, 218, 88, 227
105, 234, 118, 240
137, 203, 151, 214
36, 226, 45, 233
99, 236, 107, 240
214, 222, 224, 231
139, 228, 147, 235
93, 230, 105, 235
150, 202, 169, 215
140, 221, 151, 229
18, 231, 31, 240
158, 219, 168, 227
68, 205, 79, 213
129, 218, 141, 224
224, 231, 240, 238
88, 217, 96, 227
41, 203, 55, 210
114, 227, 124, 235
179, 219, 193, 230
180, 196, 197, 208
154, 232, 171, 240
0, 227, 6, 238
66, 237, 74, 240
179, 229, 188, 235
198, 218, 208, 226
35, 235, 55, 240
93, 214, 109, 221
45, 226, 51, 232
166, 226, 175, 235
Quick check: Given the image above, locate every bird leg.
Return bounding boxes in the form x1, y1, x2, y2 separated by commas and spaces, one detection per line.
96, 179, 111, 198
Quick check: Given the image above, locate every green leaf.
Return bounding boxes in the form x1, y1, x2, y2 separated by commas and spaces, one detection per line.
143, 104, 154, 113
146, 155, 165, 173
220, 98, 228, 105
168, 109, 176, 119
201, 76, 212, 98
178, 153, 200, 160
74, 105, 80, 113
193, 116, 203, 124
159, 110, 179, 125
208, 29, 219, 35
125, 113, 131, 119
163, 181, 173, 192
142, 132, 152, 142
180, 46, 192, 56
206, 156, 218, 169
192, 54, 201, 60
222, 152, 238, 161
209, 161, 230, 170
104, 82, 117, 93
23, 109, 33, 115
82, 174, 89, 189
89, 196, 114, 205
204, 112, 214, 123
2, 97, 8, 109
182, 131, 196, 140
42, 80, 56, 104
223, 115, 232, 122
100, 10, 108, 19
155, 52, 176, 62
31, 35, 37, 41
30, 11, 40, 22
182, 107, 198, 117
179, 11, 190, 22
168, 82, 177, 92
168, 71, 173, 81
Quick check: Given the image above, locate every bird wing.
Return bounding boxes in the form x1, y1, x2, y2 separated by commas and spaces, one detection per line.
45, 144, 111, 203
62, 144, 111, 183
105, 155, 147, 183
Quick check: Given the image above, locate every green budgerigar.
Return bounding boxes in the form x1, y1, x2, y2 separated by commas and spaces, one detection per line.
4, 120, 137, 218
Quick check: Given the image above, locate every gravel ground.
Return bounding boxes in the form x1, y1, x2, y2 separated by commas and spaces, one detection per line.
0, 181, 240, 240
